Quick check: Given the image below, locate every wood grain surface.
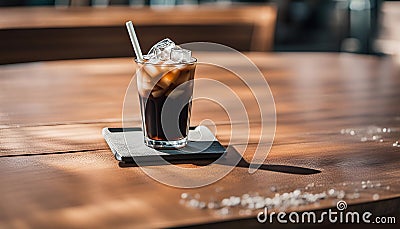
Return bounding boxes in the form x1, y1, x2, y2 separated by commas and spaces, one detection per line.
0, 52, 399, 228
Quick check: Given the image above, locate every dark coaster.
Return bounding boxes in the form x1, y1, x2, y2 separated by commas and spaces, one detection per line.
102, 126, 226, 163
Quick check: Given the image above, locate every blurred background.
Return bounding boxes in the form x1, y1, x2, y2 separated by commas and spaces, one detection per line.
0, 0, 399, 64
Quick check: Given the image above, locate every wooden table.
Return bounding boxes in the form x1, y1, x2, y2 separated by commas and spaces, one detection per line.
0, 52, 399, 228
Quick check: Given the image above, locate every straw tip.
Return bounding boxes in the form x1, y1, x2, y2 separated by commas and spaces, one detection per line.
126, 21, 133, 26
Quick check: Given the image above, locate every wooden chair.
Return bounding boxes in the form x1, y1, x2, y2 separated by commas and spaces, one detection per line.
0, 5, 276, 64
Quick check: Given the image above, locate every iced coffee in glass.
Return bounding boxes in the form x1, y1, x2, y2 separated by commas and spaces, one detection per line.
136, 39, 196, 149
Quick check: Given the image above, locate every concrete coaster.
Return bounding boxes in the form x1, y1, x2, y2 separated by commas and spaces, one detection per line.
102, 126, 226, 163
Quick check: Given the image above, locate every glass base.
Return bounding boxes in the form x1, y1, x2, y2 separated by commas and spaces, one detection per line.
144, 137, 187, 149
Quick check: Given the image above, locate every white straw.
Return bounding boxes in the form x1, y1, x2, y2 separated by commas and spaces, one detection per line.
125, 21, 144, 62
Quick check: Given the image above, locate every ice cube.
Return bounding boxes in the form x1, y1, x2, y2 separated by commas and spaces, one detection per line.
142, 75, 155, 90
181, 49, 192, 62
136, 70, 154, 95
171, 47, 192, 63
155, 47, 171, 61
148, 38, 175, 59
162, 59, 175, 65
170, 47, 183, 63
157, 68, 180, 89
147, 57, 162, 64
143, 65, 160, 77
143, 59, 176, 78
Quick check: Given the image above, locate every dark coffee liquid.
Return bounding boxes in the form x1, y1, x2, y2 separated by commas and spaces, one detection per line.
138, 65, 195, 141
140, 93, 192, 141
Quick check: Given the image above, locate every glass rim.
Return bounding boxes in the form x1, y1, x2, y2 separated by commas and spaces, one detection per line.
134, 57, 197, 66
